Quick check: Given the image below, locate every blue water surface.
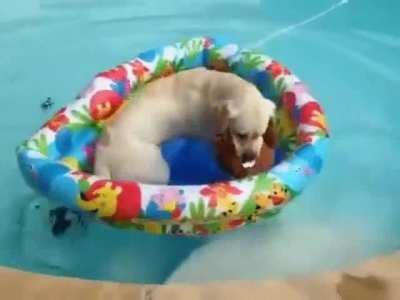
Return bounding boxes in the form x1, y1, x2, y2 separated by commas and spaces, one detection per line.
0, 0, 399, 283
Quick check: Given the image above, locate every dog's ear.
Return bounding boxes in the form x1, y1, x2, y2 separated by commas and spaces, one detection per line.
261, 98, 276, 118
263, 118, 277, 148
260, 98, 277, 148
215, 100, 239, 134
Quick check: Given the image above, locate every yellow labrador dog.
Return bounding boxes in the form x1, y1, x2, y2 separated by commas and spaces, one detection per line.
94, 68, 275, 184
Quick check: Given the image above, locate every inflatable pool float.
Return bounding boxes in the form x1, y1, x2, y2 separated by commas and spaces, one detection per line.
16, 37, 329, 235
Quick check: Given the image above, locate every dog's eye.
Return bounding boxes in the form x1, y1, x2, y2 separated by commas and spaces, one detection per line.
236, 133, 248, 139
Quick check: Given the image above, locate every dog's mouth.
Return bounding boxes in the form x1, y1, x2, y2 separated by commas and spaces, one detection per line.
242, 160, 256, 169
240, 152, 257, 169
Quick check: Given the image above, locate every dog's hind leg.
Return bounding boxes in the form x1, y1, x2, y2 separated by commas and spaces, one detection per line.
93, 159, 112, 179
93, 128, 113, 179
139, 145, 170, 184
111, 139, 170, 184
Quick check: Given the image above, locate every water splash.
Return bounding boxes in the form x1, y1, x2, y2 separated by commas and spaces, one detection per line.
247, 0, 349, 49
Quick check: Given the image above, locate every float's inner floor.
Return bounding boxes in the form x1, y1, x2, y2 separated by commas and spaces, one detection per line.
1, 0, 399, 284
162, 138, 231, 185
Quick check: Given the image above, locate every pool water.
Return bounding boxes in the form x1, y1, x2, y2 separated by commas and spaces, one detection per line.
1, 0, 399, 284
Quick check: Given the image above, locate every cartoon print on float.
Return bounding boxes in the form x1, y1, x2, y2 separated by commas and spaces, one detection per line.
77, 180, 141, 220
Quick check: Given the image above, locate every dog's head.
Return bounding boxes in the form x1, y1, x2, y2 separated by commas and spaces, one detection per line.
216, 92, 276, 168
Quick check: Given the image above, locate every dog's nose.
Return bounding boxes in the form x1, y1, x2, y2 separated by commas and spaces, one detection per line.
241, 152, 257, 163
